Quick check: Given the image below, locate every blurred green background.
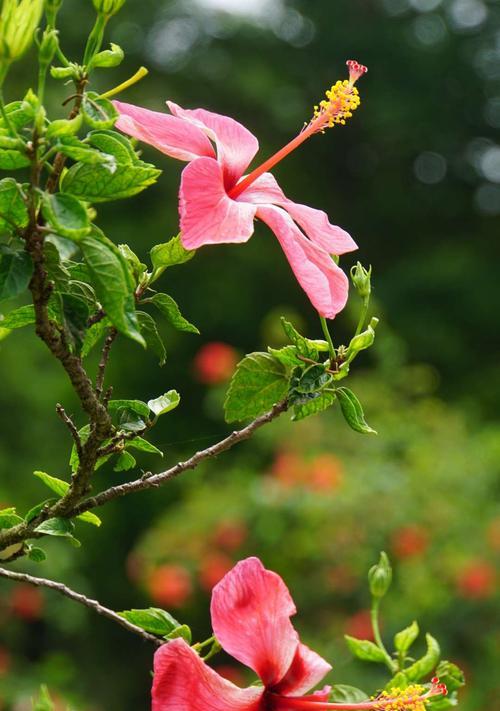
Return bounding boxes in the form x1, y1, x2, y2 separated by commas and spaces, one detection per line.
0, 0, 499, 708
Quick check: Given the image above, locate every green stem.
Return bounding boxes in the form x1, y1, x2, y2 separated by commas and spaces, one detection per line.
0, 64, 18, 137
320, 315, 336, 361
371, 598, 397, 674
83, 13, 108, 67
354, 295, 370, 337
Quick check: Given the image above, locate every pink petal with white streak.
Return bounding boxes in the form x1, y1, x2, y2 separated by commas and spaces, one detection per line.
113, 101, 215, 162
257, 205, 350, 319
167, 101, 259, 189
179, 157, 257, 249
211, 557, 299, 688
272, 643, 332, 696
152, 639, 263, 711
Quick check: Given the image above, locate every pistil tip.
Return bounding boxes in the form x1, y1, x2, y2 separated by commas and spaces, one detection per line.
346, 59, 368, 83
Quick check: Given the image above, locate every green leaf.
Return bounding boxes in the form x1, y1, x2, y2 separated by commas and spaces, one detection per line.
1, 304, 35, 329
0, 178, 28, 232
336, 387, 377, 435
81, 317, 110, 358
0, 249, 33, 301
394, 621, 419, 654
54, 137, 116, 171
165, 624, 192, 643
0, 100, 35, 131
268, 345, 303, 369
126, 436, 163, 457
87, 130, 137, 164
82, 92, 119, 129
329, 686, 369, 703
0, 507, 23, 529
118, 607, 182, 636
405, 633, 440, 681
109, 399, 150, 419
150, 293, 199, 334
25, 500, 57, 524
224, 352, 288, 423
384, 672, 410, 692
434, 661, 465, 693
150, 235, 195, 274
344, 635, 387, 663
113, 450, 136, 472
34, 517, 81, 547
59, 292, 90, 350
280, 317, 319, 359
0, 148, 30, 170
292, 390, 336, 421
33, 472, 102, 527
44, 241, 71, 289
294, 364, 332, 394
80, 229, 144, 345
148, 390, 180, 417
41, 192, 90, 240
137, 310, 166, 365
61, 156, 160, 203
32, 685, 55, 711
27, 546, 47, 563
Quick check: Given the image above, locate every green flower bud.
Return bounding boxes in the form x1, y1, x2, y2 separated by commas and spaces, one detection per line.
92, 0, 125, 17
350, 261, 372, 299
348, 317, 379, 355
88, 42, 124, 69
50, 64, 77, 79
368, 551, 392, 598
38, 27, 58, 64
0, 0, 44, 62
44, 0, 62, 9
46, 113, 82, 138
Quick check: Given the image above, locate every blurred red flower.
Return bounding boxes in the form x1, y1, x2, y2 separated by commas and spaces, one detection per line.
199, 552, 233, 593
456, 561, 496, 600
270, 450, 304, 487
391, 525, 428, 559
148, 565, 192, 608
309, 453, 344, 491
10, 584, 44, 621
344, 609, 376, 641
193, 342, 238, 384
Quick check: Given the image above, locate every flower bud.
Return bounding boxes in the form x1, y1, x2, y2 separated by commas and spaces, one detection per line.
92, 0, 126, 17
38, 27, 58, 64
348, 317, 379, 355
350, 261, 372, 299
0, 0, 44, 62
368, 551, 392, 598
88, 42, 124, 69
46, 113, 83, 138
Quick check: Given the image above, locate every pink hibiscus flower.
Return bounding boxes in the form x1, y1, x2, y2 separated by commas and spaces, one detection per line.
151, 557, 447, 710
114, 61, 367, 319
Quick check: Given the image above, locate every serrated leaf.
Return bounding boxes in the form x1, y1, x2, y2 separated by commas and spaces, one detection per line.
44, 241, 71, 289
268, 345, 303, 369
394, 621, 419, 654
108, 399, 150, 419
280, 317, 319, 359
87, 130, 137, 164
150, 293, 199, 334
0, 100, 35, 131
81, 318, 110, 358
224, 352, 288, 422
113, 450, 136, 472
0, 250, 33, 301
137, 310, 166, 365
336, 387, 377, 435
292, 390, 336, 421
384, 672, 410, 692
82, 92, 119, 130
55, 137, 116, 171
294, 364, 332, 394
150, 235, 195, 273
405, 634, 440, 681
118, 607, 181, 636
329, 686, 369, 703
148, 390, 180, 417
0, 178, 28, 232
41, 192, 90, 240
33, 471, 102, 527
34, 517, 80, 546
28, 546, 47, 562
0, 304, 36, 329
61, 157, 160, 202
0, 148, 30, 169
126, 436, 163, 456
80, 229, 144, 345
344, 635, 387, 663
0, 507, 23, 529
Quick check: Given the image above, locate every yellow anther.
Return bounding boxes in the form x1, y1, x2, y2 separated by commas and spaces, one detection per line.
374, 685, 429, 711
310, 78, 361, 132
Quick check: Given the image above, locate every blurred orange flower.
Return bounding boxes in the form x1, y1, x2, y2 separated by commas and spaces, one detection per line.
148, 564, 192, 608
193, 342, 238, 384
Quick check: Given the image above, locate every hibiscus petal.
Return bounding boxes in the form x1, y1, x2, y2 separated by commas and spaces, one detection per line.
256, 205, 349, 319
211, 557, 299, 688
179, 157, 257, 249
168, 101, 259, 189
239, 173, 357, 256
272, 643, 332, 696
152, 639, 263, 711
113, 101, 215, 162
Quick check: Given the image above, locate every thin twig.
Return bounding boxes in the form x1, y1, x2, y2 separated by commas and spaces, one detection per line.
95, 327, 117, 399
56, 404, 82, 458
0, 566, 162, 646
74, 399, 288, 516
